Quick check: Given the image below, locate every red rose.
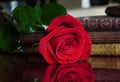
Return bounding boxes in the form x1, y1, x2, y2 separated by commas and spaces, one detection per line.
38, 15, 92, 64
41, 61, 94, 82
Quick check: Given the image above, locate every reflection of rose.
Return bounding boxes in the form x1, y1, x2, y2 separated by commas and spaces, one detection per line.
38, 15, 92, 64
41, 61, 94, 82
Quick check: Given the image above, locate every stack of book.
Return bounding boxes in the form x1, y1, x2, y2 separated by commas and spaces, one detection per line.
78, 15, 120, 69
19, 14, 120, 69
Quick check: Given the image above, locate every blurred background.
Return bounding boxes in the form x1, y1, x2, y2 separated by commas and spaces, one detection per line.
0, 0, 120, 17
59, 0, 120, 9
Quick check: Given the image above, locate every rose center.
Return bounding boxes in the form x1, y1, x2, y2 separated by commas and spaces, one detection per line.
64, 41, 72, 50
62, 40, 76, 54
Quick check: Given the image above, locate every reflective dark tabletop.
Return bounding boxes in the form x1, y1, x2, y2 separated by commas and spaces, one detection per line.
0, 54, 120, 82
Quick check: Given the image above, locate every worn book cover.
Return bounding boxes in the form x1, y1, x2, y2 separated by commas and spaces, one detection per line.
89, 56, 120, 69
77, 15, 120, 31
91, 44, 120, 55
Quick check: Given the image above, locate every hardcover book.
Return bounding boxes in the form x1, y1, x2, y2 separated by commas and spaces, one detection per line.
91, 44, 120, 55
88, 32, 120, 43
77, 15, 120, 31
19, 32, 120, 45
89, 56, 120, 69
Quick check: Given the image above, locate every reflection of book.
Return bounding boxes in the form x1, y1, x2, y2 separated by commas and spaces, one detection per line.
89, 56, 120, 69
94, 68, 120, 82
88, 32, 120, 43
77, 16, 120, 31
91, 44, 120, 55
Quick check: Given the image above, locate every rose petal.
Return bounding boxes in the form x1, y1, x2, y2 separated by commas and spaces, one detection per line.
47, 15, 84, 33
55, 29, 87, 64
39, 26, 63, 64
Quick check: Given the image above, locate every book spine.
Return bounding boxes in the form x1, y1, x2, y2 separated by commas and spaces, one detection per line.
91, 44, 120, 55
79, 18, 120, 31
88, 32, 120, 43
89, 56, 120, 69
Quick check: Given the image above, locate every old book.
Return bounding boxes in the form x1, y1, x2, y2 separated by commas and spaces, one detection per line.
19, 32, 120, 45
89, 56, 120, 69
77, 15, 120, 31
20, 32, 44, 45
88, 31, 120, 43
14, 43, 120, 56
91, 44, 120, 56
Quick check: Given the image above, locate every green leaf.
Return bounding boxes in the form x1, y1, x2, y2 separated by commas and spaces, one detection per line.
12, 5, 34, 33
0, 16, 19, 53
33, 4, 45, 30
12, 4, 44, 33
41, 3, 67, 25
33, 4, 42, 23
